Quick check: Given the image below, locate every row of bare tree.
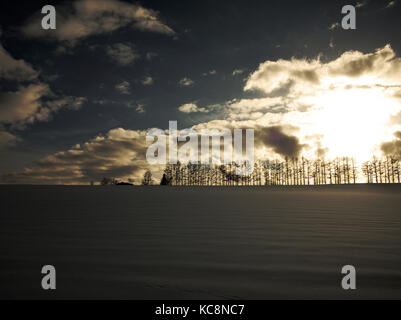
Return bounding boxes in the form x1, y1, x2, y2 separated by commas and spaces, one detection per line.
159, 156, 401, 186
362, 157, 401, 183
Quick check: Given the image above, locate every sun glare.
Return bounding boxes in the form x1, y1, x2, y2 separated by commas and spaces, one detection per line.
311, 88, 400, 162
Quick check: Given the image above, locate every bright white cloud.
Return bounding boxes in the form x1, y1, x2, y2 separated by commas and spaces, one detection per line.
228, 44, 401, 161
244, 45, 401, 96
178, 103, 208, 113
171, 45, 401, 163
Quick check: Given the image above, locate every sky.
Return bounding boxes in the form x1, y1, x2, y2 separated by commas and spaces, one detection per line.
0, 0, 401, 184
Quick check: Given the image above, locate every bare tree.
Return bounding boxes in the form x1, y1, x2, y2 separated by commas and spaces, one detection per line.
160, 155, 401, 186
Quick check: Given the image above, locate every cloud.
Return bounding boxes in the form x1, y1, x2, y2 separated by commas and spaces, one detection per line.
0, 84, 50, 125
196, 44, 401, 161
255, 126, 305, 158
0, 42, 39, 81
188, 119, 307, 161
327, 45, 399, 78
4, 45, 401, 184
136, 104, 145, 113
141, 76, 154, 86
46, 96, 87, 112
21, 0, 175, 43
178, 103, 208, 113
0, 35, 85, 144
115, 81, 130, 94
1, 128, 158, 184
225, 97, 296, 120
244, 59, 319, 95
0, 130, 18, 149
145, 52, 158, 60
203, 70, 216, 76
244, 45, 401, 95
106, 43, 139, 65
232, 69, 245, 76
329, 22, 340, 30
381, 131, 401, 157
0, 84, 86, 129
387, 1, 397, 8
0, 120, 306, 184
178, 77, 194, 86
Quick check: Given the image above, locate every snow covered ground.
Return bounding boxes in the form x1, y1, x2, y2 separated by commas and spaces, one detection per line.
1, 184, 400, 299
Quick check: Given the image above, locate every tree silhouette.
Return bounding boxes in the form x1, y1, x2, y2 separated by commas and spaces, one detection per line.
142, 170, 153, 185
158, 156, 401, 186
160, 173, 170, 185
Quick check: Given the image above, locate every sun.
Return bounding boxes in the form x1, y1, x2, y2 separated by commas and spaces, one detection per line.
310, 87, 400, 162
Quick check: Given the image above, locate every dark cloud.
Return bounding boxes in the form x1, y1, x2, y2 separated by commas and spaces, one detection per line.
21, 0, 175, 43
0, 130, 18, 148
0, 84, 50, 125
106, 43, 139, 66
255, 126, 305, 158
0, 84, 86, 129
381, 131, 401, 158
0, 42, 39, 81
291, 69, 319, 84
